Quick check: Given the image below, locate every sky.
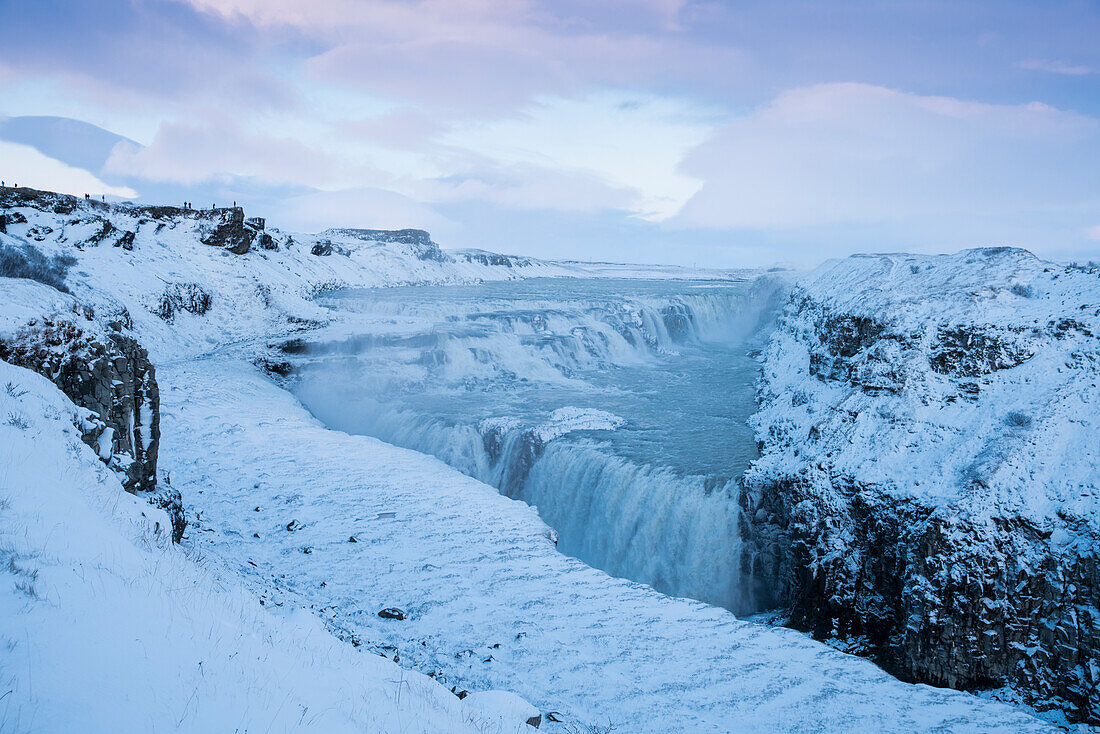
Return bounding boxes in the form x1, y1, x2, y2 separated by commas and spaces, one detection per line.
0, 0, 1098, 267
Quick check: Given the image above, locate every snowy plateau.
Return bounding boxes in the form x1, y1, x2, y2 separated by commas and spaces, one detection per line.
0, 185, 1096, 733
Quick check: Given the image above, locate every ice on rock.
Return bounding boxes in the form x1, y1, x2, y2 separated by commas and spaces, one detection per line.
532, 407, 626, 443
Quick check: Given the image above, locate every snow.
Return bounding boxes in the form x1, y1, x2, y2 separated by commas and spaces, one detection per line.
750, 248, 1100, 530
463, 691, 542, 729
156, 355, 1053, 733
0, 278, 79, 339
0, 192, 1065, 732
531, 407, 626, 443
0, 359, 539, 734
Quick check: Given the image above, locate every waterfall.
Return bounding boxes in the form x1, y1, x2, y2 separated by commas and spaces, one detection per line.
295, 276, 783, 614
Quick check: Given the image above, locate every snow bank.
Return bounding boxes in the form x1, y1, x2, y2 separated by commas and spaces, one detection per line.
0, 359, 535, 733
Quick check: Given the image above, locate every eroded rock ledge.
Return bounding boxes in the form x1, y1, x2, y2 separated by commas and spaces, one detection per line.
740, 248, 1100, 723
0, 308, 184, 541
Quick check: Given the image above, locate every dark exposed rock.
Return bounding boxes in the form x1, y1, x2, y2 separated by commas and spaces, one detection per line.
807, 310, 893, 386
0, 315, 160, 494
311, 241, 333, 256
458, 249, 535, 268
930, 325, 1035, 377
739, 253, 1100, 724
154, 282, 212, 322
378, 607, 406, 620
86, 219, 117, 246
26, 225, 53, 241
151, 484, 185, 543
200, 208, 254, 254
526, 714, 542, 728
83, 219, 133, 250
255, 358, 293, 377
0, 312, 182, 541
740, 473, 1100, 722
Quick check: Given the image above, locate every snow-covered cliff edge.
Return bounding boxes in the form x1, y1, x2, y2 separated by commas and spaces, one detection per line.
0, 186, 586, 363
741, 248, 1100, 723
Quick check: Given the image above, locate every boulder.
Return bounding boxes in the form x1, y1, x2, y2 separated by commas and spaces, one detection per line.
378, 607, 406, 620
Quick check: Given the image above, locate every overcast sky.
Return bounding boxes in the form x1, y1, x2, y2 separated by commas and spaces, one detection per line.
1, 0, 1098, 266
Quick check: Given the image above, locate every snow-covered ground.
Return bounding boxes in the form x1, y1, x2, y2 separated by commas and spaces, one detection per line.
157, 354, 1053, 733
0, 358, 538, 734
0, 189, 1067, 732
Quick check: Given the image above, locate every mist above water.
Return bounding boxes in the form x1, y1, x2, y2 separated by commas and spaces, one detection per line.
291, 277, 782, 614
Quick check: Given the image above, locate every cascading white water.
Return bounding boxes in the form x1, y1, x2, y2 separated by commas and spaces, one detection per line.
504, 442, 743, 608
292, 277, 781, 614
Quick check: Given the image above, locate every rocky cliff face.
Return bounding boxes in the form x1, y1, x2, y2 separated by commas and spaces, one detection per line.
740, 249, 1100, 723
0, 307, 184, 541
320, 228, 449, 262
455, 249, 537, 268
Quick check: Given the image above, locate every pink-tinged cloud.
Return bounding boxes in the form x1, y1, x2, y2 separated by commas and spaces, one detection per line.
179, 0, 746, 110
676, 83, 1100, 230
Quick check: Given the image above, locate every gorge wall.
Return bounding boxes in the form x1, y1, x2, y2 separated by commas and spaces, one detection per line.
0, 307, 185, 540
739, 249, 1100, 723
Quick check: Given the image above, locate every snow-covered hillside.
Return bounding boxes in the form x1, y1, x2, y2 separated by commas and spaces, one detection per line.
0, 358, 541, 733
0, 187, 760, 364
0, 186, 1074, 732
741, 248, 1100, 723
0, 187, 590, 363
